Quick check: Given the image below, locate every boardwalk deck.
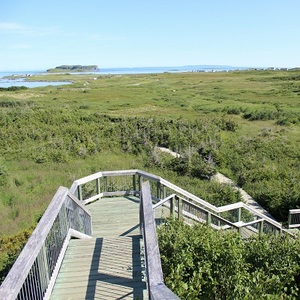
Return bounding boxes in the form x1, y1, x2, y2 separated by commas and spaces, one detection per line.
50, 196, 148, 300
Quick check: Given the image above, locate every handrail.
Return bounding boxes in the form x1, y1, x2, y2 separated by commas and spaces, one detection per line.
69, 169, 285, 235
140, 181, 180, 300
0, 187, 92, 300
152, 194, 176, 209
288, 209, 300, 228
0, 169, 292, 300
218, 202, 282, 229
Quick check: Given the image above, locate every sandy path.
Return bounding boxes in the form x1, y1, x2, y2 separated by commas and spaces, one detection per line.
156, 147, 275, 220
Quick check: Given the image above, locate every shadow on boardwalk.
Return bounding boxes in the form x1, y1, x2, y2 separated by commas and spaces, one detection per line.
85, 236, 146, 299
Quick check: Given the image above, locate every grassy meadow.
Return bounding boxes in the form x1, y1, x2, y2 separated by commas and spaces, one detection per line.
1, 69, 300, 291
0, 69, 300, 235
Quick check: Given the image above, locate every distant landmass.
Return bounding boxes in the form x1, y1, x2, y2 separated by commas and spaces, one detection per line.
47, 65, 99, 73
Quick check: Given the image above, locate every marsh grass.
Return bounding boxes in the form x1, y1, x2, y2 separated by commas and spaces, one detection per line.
1, 69, 300, 235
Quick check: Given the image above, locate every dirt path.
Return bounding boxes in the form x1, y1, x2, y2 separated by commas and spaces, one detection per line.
212, 173, 275, 220
156, 147, 275, 220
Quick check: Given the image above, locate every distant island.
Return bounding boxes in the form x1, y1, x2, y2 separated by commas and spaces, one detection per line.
47, 65, 99, 73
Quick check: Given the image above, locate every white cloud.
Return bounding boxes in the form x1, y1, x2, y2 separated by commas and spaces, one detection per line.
9, 44, 32, 50
0, 22, 60, 36
88, 33, 125, 42
0, 22, 23, 30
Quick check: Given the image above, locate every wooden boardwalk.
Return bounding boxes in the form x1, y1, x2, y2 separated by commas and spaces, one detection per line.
50, 196, 148, 300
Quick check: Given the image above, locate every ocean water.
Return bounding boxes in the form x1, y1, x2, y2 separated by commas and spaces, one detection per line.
0, 65, 248, 88
0, 78, 71, 88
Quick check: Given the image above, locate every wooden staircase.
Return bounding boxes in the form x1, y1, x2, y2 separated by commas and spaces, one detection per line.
51, 197, 147, 300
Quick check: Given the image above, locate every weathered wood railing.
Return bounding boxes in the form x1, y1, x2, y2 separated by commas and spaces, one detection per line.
289, 209, 300, 228
0, 169, 289, 300
70, 169, 285, 237
140, 181, 180, 299
0, 187, 92, 300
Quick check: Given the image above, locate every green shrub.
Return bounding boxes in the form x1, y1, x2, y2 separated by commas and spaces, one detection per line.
0, 159, 8, 187
158, 219, 300, 299
0, 86, 28, 92
243, 109, 279, 121
0, 228, 33, 283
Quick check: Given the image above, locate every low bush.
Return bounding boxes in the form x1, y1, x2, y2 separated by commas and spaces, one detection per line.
0, 228, 33, 283
158, 219, 300, 299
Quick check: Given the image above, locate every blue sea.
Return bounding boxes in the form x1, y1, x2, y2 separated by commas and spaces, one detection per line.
0, 65, 248, 88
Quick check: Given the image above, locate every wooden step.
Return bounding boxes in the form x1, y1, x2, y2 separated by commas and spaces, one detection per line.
51, 236, 147, 300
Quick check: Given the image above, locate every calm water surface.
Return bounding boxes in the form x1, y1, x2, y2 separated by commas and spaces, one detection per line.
0, 65, 248, 88
0, 78, 71, 88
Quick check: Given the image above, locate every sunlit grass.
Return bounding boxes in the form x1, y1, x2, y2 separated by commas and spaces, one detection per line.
1, 69, 300, 235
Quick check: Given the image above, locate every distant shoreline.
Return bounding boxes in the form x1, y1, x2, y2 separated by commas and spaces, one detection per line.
0, 65, 297, 79
0, 65, 247, 78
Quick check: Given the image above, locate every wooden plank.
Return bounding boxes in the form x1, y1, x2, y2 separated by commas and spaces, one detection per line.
50, 197, 148, 299
50, 235, 147, 299
86, 196, 141, 237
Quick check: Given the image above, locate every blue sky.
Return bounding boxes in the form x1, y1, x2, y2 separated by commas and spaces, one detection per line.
1, 0, 300, 71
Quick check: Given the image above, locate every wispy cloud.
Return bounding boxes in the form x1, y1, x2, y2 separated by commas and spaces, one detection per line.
88, 33, 125, 42
0, 22, 23, 30
9, 44, 32, 50
0, 22, 61, 36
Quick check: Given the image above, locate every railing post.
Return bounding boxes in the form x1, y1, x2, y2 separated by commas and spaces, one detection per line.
178, 198, 183, 220
259, 220, 264, 235
157, 181, 161, 200
103, 176, 107, 193
238, 207, 242, 223
132, 174, 136, 194
138, 175, 142, 195
288, 211, 292, 228
170, 196, 175, 219
139, 189, 143, 234
163, 185, 166, 199
96, 178, 101, 195
78, 185, 83, 201
207, 212, 211, 225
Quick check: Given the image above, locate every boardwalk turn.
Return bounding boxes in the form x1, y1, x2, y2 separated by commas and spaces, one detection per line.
51, 197, 147, 300
1, 169, 286, 300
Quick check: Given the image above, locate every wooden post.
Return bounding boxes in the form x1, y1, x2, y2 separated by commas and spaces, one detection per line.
139, 190, 143, 234
178, 198, 183, 220
288, 211, 292, 228
138, 175, 142, 196
170, 196, 175, 219
96, 178, 100, 195
217, 213, 221, 228
157, 181, 161, 200
132, 175, 136, 194
103, 176, 107, 193
207, 212, 211, 225
238, 207, 242, 223
162, 185, 166, 199
78, 185, 83, 201
259, 220, 264, 235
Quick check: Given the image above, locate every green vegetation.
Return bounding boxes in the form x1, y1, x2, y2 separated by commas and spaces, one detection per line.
158, 219, 300, 299
1, 69, 300, 290
0, 228, 33, 283
0, 86, 28, 92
